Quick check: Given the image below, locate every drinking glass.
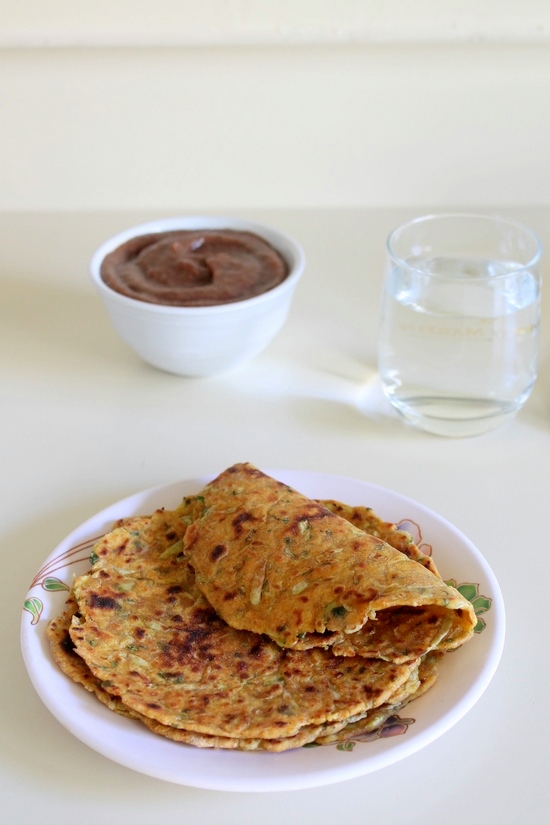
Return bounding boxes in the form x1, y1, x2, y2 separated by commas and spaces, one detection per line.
378, 214, 542, 437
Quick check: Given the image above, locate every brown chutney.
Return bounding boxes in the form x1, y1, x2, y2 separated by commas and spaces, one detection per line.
100, 229, 289, 307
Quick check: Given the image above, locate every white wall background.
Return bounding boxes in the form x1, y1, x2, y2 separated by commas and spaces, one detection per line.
1, 1, 549, 210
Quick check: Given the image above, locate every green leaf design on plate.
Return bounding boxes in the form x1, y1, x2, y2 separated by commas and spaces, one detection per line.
445, 580, 492, 633
455, 582, 479, 602
470, 594, 491, 614
337, 740, 356, 752
24, 597, 43, 625
42, 576, 70, 592
474, 616, 487, 633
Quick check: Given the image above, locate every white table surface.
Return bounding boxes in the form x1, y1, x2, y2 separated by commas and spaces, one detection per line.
2, 208, 549, 824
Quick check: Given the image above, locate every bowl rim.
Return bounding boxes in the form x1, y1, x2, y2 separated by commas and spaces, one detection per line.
89, 215, 306, 315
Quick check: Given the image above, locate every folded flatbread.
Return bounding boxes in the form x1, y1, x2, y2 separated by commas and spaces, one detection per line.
184, 463, 476, 661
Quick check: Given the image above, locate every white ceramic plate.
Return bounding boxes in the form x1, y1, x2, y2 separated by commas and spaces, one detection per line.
21, 470, 505, 792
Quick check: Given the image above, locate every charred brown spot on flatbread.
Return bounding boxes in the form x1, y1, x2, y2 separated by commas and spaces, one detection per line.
210, 544, 228, 561
231, 511, 258, 536
89, 594, 122, 610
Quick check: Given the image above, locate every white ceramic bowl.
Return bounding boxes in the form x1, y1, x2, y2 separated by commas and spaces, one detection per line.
89, 216, 305, 377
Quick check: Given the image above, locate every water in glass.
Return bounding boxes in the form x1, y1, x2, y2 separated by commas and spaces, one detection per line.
378, 255, 540, 436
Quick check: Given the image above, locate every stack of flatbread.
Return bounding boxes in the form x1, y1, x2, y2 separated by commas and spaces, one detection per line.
47, 463, 476, 751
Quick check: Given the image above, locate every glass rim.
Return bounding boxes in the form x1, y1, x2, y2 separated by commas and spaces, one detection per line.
386, 212, 543, 278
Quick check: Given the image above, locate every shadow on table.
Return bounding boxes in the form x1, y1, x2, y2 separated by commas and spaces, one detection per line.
242, 321, 550, 436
